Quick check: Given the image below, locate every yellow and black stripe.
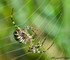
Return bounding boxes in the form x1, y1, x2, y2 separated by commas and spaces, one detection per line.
14, 31, 22, 43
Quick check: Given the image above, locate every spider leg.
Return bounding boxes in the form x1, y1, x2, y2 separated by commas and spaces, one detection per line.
41, 37, 47, 46
11, 8, 18, 28
28, 38, 47, 53
24, 26, 37, 39
33, 37, 47, 53
34, 36, 47, 49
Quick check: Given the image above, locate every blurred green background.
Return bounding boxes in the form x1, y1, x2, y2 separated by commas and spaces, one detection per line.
0, 0, 70, 60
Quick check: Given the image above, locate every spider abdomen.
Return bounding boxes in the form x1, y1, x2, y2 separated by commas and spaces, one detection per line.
14, 28, 32, 43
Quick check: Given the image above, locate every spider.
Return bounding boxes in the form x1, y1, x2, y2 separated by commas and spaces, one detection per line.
11, 8, 54, 53
11, 8, 36, 48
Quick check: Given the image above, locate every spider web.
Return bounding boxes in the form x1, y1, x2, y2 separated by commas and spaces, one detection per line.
0, 0, 64, 60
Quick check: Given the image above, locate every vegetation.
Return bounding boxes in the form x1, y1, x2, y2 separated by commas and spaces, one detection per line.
0, 0, 70, 60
